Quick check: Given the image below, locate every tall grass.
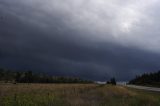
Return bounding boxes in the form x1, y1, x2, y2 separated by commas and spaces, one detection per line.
0, 84, 160, 106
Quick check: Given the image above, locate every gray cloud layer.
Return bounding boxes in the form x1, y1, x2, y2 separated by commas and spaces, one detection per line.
0, 0, 160, 81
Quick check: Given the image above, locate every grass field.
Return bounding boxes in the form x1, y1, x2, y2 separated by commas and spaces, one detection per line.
0, 84, 160, 106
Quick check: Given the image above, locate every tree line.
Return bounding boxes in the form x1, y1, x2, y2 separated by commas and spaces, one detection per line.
0, 68, 93, 84
129, 71, 160, 87
106, 77, 116, 85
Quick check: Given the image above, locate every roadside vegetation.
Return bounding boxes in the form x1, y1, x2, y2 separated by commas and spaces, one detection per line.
0, 84, 160, 106
129, 71, 160, 87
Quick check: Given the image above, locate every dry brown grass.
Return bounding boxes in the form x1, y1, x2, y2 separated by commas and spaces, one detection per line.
0, 84, 159, 106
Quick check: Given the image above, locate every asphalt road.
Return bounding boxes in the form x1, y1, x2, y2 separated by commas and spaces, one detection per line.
126, 85, 160, 92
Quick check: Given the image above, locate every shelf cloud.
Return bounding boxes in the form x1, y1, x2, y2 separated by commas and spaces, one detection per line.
0, 0, 160, 81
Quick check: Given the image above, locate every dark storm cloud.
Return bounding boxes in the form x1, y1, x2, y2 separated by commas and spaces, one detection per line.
1, 0, 160, 81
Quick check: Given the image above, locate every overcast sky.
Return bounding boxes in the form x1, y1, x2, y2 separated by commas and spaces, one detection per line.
0, 0, 160, 81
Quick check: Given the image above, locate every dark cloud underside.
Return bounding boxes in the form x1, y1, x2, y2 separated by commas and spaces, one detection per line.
0, 0, 160, 81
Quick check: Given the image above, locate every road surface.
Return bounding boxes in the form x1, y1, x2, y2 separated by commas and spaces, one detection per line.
126, 85, 160, 92
117, 82, 160, 92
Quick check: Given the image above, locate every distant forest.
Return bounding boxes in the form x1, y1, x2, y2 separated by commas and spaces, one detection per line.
129, 71, 160, 87
0, 68, 93, 83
